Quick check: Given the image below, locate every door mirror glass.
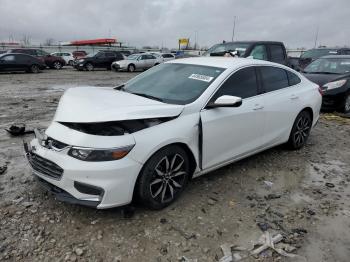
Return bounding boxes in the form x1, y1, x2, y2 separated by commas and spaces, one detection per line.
208, 95, 242, 108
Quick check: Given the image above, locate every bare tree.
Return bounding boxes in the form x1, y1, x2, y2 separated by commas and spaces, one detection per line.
21, 35, 31, 46
44, 38, 55, 46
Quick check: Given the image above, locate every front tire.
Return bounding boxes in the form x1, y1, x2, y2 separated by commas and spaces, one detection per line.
127, 64, 135, 72
287, 110, 312, 149
342, 93, 350, 113
137, 145, 190, 209
52, 61, 62, 70
85, 63, 94, 71
29, 64, 40, 73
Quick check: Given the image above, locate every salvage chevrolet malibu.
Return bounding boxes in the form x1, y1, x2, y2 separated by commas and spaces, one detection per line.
24, 57, 322, 209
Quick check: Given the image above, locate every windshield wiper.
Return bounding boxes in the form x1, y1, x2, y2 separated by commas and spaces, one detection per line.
131, 92, 164, 102
114, 84, 125, 91
307, 71, 340, 75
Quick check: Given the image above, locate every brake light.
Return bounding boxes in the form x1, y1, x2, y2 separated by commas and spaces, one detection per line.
318, 86, 323, 96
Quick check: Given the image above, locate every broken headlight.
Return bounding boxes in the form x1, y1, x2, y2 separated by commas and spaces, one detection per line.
68, 145, 134, 161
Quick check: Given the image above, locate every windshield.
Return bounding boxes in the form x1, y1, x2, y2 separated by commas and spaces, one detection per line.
127, 54, 140, 60
123, 63, 225, 105
203, 43, 250, 56
301, 49, 337, 59
304, 58, 350, 74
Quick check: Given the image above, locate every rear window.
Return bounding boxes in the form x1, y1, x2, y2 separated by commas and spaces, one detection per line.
269, 45, 285, 63
260, 66, 289, 92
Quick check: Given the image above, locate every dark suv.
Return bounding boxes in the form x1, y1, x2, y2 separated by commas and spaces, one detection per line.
7, 49, 66, 69
74, 51, 124, 71
203, 41, 289, 65
297, 47, 350, 70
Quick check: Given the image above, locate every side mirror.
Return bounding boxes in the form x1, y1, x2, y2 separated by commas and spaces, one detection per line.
207, 95, 242, 108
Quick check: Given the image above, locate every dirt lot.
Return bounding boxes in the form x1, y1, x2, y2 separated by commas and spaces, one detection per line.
0, 68, 350, 262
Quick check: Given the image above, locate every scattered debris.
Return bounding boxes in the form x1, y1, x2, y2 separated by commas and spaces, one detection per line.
0, 165, 7, 175
325, 182, 335, 188
180, 256, 198, 262
257, 222, 270, 231
264, 194, 281, 200
5, 124, 34, 136
219, 231, 305, 262
263, 180, 274, 188
322, 113, 350, 124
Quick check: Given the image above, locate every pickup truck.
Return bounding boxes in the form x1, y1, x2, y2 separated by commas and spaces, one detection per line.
203, 41, 290, 66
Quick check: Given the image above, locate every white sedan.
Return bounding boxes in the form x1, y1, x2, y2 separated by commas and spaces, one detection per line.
25, 57, 322, 209
111, 53, 162, 72
51, 52, 75, 66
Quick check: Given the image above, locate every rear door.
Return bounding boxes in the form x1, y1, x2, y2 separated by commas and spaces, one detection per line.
0, 55, 17, 71
268, 44, 287, 65
200, 66, 266, 169
258, 66, 303, 146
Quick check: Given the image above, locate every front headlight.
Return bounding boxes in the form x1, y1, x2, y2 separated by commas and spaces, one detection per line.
323, 79, 347, 90
68, 145, 134, 161
78, 59, 84, 63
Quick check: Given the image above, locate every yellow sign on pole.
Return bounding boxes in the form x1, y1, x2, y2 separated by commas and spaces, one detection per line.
178, 38, 189, 49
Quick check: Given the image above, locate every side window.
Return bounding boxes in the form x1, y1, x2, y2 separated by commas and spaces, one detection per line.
3, 55, 15, 61
140, 55, 147, 60
249, 45, 267, 60
105, 52, 115, 57
212, 67, 258, 100
260, 66, 289, 92
269, 45, 285, 63
287, 71, 301, 86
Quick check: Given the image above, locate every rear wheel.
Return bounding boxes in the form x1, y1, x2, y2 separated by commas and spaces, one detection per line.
287, 110, 312, 149
137, 145, 190, 209
30, 64, 40, 73
342, 93, 350, 113
52, 61, 62, 70
85, 63, 94, 71
128, 64, 135, 72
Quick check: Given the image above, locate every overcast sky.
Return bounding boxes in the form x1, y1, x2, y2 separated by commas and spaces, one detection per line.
0, 0, 349, 49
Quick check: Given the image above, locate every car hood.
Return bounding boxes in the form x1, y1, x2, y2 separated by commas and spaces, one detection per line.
303, 73, 350, 86
53, 86, 184, 123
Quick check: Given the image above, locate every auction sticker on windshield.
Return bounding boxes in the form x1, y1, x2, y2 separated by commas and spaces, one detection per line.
189, 74, 214, 82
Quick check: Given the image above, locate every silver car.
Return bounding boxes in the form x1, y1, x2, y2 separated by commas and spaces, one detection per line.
111, 53, 162, 72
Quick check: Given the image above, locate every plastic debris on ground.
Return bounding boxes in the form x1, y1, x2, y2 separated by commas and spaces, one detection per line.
218, 231, 306, 262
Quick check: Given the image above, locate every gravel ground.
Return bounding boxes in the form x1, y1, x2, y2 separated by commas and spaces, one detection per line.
0, 68, 350, 262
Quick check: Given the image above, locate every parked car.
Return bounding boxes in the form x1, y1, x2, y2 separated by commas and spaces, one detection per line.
24, 57, 321, 209
72, 50, 87, 60
111, 53, 161, 72
150, 52, 176, 62
203, 41, 289, 65
303, 55, 350, 113
296, 47, 350, 70
51, 52, 74, 66
74, 51, 124, 71
0, 50, 7, 54
0, 53, 45, 73
7, 48, 66, 69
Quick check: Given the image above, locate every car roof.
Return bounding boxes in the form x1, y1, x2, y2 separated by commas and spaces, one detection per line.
221, 41, 284, 45
318, 55, 350, 59
168, 57, 280, 69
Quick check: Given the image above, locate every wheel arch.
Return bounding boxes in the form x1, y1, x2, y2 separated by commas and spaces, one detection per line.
131, 142, 198, 203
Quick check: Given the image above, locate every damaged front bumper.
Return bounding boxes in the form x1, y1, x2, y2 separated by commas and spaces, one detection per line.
24, 128, 143, 209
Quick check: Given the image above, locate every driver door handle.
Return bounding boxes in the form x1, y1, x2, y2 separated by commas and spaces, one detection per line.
290, 94, 299, 100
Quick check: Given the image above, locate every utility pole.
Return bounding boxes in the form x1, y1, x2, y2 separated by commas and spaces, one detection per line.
314, 25, 319, 48
231, 16, 236, 42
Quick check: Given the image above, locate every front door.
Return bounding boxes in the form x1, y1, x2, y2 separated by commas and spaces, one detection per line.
200, 66, 265, 169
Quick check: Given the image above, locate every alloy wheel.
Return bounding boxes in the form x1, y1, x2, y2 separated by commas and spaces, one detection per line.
53, 61, 62, 69
149, 154, 187, 204
344, 95, 350, 113
293, 115, 311, 147
86, 63, 93, 71
31, 65, 39, 73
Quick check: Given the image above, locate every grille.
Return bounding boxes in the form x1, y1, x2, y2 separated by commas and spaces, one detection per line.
28, 152, 63, 180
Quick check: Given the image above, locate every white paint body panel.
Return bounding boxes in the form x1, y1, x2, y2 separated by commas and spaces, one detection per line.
28, 57, 322, 208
